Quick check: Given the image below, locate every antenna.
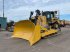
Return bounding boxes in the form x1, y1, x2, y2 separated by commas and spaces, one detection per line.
3, 0, 4, 18
58, 10, 60, 19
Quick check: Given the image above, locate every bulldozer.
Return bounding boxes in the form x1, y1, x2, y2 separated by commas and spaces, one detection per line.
12, 10, 60, 46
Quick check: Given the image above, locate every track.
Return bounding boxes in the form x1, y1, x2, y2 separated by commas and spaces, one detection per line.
0, 26, 70, 52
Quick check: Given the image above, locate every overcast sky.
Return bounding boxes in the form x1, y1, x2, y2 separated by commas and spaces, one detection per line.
0, 0, 70, 22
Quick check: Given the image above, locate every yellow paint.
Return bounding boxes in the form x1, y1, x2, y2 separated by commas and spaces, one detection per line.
12, 20, 41, 45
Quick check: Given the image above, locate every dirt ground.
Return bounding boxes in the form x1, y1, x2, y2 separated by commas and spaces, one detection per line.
0, 26, 70, 52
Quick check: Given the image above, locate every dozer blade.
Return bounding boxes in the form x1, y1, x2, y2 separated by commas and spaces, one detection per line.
12, 20, 41, 45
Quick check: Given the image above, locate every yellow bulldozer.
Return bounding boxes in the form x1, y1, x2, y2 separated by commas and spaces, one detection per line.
12, 10, 61, 46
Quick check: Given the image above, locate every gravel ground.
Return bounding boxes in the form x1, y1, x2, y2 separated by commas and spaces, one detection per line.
0, 26, 70, 52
